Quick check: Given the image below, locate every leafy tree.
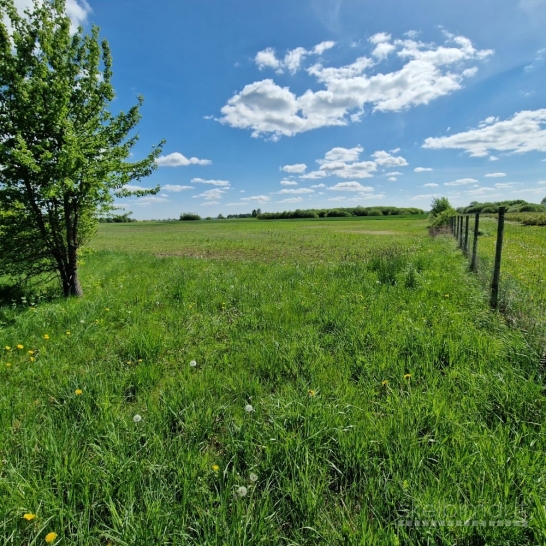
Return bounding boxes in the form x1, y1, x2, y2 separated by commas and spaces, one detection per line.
542, 196, 546, 206
0, 0, 163, 296
429, 197, 453, 218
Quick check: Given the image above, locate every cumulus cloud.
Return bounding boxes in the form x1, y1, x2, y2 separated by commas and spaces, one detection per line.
495, 182, 517, 188
423, 109, 546, 157
192, 188, 227, 200
327, 182, 374, 191
223, 33, 492, 139
385, 171, 403, 176
162, 185, 194, 192
280, 180, 298, 185
241, 195, 271, 203
410, 193, 438, 200
489, 156, 499, 161
255, 41, 336, 75
191, 178, 230, 186
302, 145, 378, 179
484, 172, 506, 177
372, 150, 408, 167
156, 152, 211, 167
281, 163, 307, 173
276, 188, 314, 194
423, 183, 439, 187
133, 196, 170, 207
311, 183, 326, 188
278, 197, 303, 204
444, 178, 478, 186
414, 167, 433, 172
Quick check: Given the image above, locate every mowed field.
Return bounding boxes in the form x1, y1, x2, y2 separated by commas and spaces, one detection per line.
1, 216, 545, 545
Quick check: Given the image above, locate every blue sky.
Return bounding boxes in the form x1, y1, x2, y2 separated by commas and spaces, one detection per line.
18, 0, 546, 217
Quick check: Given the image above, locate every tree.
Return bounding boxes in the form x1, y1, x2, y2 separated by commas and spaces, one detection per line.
542, 196, 546, 206
0, 0, 163, 296
429, 197, 453, 218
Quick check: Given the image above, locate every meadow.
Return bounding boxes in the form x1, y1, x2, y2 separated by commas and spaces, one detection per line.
1, 216, 545, 545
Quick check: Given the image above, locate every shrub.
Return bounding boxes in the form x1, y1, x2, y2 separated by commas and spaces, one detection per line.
367, 208, 382, 216
430, 208, 457, 227
179, 213, 201, 221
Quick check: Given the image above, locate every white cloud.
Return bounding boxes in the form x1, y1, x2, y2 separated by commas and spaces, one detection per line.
303, 145, 377, 179
444, 178, 478, 186
369, 32, 392, 44
466, 187, 496, 196
372, 150, 408, 167
255, 41, 337, 75
510, 188, 546, 195
202, 201, 220, 206
241, 195, 271, 203
385, 171, 402, 176
388, 177, 397, 181
281, 163, 307, 173
414, 167, 433, 172
280, 180, 298, 185
223, 34, 492, 139
162, 184, 194, 192
278, 197, 303, 204
123, 184, 146, 192
276, 188, 314, 194
311, 183, 326, 188
314, 41, 336, 55
10, 0, 91, 33
484, 172, 506, 177
423, 109, 546, 157
372, 42, 396, 60
489, 156, 499, 161
423, 183, 439, 187
410, 193, 438, 200
156, 152, 211, 167
328, 181, 374, 192
191, 178, 230, 186
192, 188, 227, 200
328, 196, 349, 202
495, 182, 516, 188
133, 196, 170, 207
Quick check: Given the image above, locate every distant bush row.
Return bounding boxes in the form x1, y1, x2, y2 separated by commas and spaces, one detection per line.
98, 213, 137, 223
457, 200, 546, 214
504, 213, 546, 226
256, 206, 424, 220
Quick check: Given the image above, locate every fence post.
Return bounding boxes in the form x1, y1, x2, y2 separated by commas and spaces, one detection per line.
470, 213, 480, 272
490, 207, 506, 310
455, 215, 459, 239
464, 215, 470, 255
459, 215, 464, 248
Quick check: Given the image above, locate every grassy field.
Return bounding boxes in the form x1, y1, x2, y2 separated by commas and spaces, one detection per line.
1, 216, 545, 545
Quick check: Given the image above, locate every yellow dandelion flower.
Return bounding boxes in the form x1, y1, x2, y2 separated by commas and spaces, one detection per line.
30, 357, 35, 362
5, 346, 11, 351
75, 389, 83, 396
105, 307, 110, 311
43, 334, 49, 340
66, 331, 71, 336
23, 513, 36, 521
6, 363, 11, 367
45, 532, 58, 543
212, 464, 220, 472
28, 350, 35, 355
404, 373, 411, 380
17, 344, 24, 350
381, 380, 389, 386
444, 294, 449, 298
308, 389, 316, 397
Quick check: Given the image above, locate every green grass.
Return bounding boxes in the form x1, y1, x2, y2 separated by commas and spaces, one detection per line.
1, 217, 545, 545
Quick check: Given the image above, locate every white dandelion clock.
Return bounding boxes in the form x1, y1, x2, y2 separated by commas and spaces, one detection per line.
249, 472, 258, 483
236, 486, 248, 497
133, 414, 142, 423
244, 404, 254, 413
190, 360, 197, 368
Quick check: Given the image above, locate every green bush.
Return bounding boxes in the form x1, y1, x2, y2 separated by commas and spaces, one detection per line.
326, 209, 352, 218
430, 208, 457, 227
367, 208, 382, 216
179, 213, 201, 221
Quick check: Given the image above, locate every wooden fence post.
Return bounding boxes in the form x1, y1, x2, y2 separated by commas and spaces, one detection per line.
464, 215, 470, 255
490, 207, 506, 309
470, 213, 480, 272
459, 215, 464, 248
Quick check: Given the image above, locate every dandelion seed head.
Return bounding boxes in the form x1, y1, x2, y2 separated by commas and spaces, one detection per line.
190, 360, 197, 367
244, 404, 254, 413
236, 486, 248, 497
133, 414, 142, 423
249, 472, 258, 482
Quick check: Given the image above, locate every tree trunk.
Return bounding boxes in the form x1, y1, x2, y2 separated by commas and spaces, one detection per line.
62, 267, 83, 297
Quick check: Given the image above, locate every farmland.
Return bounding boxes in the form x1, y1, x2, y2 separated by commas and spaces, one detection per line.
1, 216, 545, 545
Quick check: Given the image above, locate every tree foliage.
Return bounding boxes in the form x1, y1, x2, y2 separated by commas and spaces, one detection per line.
0, 0, 163, 296
429, 197, 453, 218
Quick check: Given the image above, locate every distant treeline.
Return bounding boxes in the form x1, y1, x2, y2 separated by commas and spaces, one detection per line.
98, 212, 137, 223
457, 199, 546, 214
256, 206, 424, 220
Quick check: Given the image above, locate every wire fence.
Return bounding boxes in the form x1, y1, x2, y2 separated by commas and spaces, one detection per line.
450, 208, 546, 359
